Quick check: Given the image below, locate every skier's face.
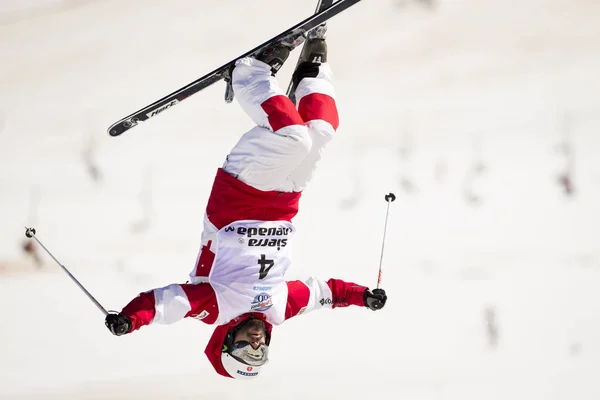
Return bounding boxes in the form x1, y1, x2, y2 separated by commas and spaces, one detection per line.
234, 319, 267, 350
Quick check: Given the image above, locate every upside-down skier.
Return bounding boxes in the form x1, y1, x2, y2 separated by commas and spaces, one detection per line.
104, 25, 388, 379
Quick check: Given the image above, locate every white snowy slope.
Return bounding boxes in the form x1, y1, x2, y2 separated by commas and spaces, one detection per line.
1, 0, 600, 399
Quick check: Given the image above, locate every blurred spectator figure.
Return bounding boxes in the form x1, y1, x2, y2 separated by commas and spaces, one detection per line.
484, 305, 499, 349
22, 240, 42, 268
555, 114, 575, 197
82, 132, 102, 183
463, 134, 486, 206
397, 128, 418, 194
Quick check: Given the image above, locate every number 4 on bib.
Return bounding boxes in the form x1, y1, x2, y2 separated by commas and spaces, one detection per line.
258, 254, 275, 279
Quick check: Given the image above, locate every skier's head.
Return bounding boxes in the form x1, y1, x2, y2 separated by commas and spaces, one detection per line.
205, 314, 272, 380
221, 317, 270, 379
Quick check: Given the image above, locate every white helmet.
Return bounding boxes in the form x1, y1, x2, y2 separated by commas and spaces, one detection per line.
221, 349, 268, 379
221, 321, 270, 379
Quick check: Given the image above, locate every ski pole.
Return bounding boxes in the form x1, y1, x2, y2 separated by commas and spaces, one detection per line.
24, 227, 108, 316
377, 193, 396, 289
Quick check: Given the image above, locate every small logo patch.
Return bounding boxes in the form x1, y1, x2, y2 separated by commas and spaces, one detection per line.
251, 292, 273, 312
237, 370, 258, 377
319, 298, 332, 306
191, 310, 209, 320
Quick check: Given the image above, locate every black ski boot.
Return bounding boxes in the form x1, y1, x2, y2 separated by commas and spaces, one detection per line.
223, 42, 291, 103
291, 24, 328, 92
257, 43, 291, 76
299, 24, 327, 65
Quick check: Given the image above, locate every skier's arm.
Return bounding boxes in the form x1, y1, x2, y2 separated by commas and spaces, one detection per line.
106, 283, 217, 335
284, 277, 386, 319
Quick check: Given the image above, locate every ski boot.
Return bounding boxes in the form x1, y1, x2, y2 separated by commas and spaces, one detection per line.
224, 43, 291, 102
256, 43, 292, 76
224, 41, 292, 103
300, 23, 327, 65
289, 23, 327, 103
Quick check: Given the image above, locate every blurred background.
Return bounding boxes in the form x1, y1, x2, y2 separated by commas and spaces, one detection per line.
1, 0, 600, 399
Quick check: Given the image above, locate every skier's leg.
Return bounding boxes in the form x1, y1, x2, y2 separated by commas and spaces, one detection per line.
223, 52, 312, 192
288, 34, 339, 191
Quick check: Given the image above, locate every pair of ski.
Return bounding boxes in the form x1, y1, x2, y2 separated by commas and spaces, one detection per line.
107, 0, 362, 137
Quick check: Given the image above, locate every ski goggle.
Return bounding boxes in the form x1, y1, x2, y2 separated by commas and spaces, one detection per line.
228, 341, 269, 367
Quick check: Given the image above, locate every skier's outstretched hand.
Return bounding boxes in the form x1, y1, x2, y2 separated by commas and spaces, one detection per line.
364, 288, 387, 311
105, 312, 132, 336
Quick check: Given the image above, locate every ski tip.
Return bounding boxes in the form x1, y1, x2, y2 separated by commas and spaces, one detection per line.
108, 119, 135, 137
108, 125, 127, 137
108, 125, 124, 137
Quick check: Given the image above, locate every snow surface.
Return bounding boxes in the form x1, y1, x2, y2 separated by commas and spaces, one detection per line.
1, 0, 600, 398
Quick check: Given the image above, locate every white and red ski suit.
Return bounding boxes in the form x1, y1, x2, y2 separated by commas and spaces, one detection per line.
119, 57, 369, 378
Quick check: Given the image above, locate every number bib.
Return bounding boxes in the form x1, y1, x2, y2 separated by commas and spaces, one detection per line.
208, 220, 295, 325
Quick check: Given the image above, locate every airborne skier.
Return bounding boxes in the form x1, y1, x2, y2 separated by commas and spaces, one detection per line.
104, 26, 388, 379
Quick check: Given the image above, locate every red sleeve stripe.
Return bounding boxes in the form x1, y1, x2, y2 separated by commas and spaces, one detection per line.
285, 280, 311, 319
181, 284, 219, 325
261, 95, 305, 132
121, 290, 156, 331
298, 93, 339, 130
326, 279, 367, 308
